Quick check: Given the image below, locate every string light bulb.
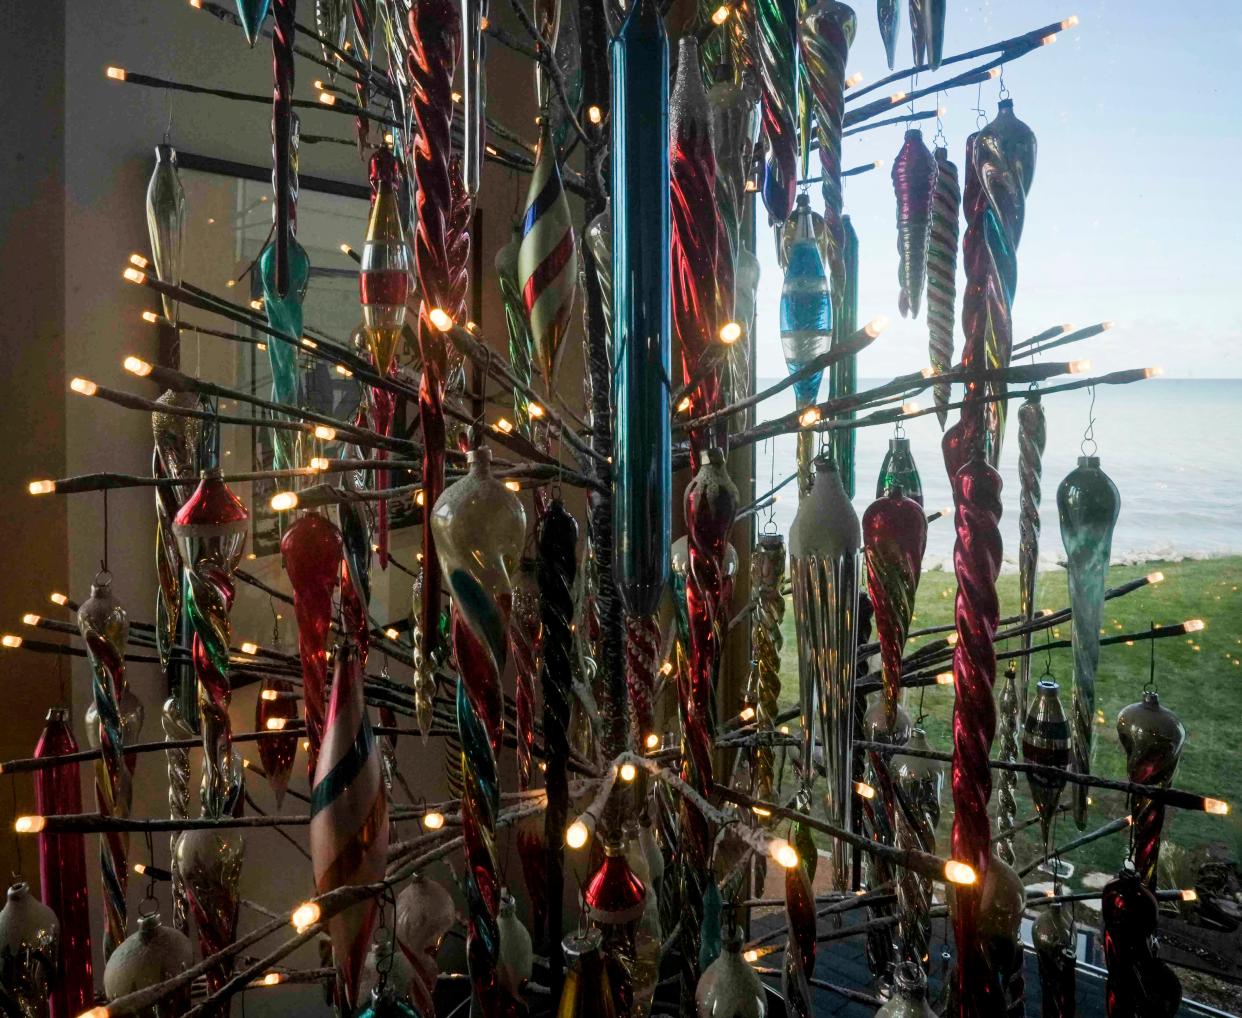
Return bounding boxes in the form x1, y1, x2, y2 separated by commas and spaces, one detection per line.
14, 816, 45, 834
1184, 619, 1206, 633
1203, 798, 1229, 815
141, 310, 161, 324
124, 356, 154, 376
105, 66, 126, 81
260, 688, 278, 701
28, 481, 54, 495
644, 733, 660, 750
527, 403, 545, 418
738, 705, 755, 722
422, 811, 445, 830
313, 425, 336, 441
240, 642, 260, 656
844, 72, 864, 88
935, 671, 954, 685
317, 92, 336, 106
769, 838, 799, 869
49, 593, 68, 606
744, 949, 759, 963
587, 105, 602, 124
710, 4, 731, 24
428, 308, 453, 331
122, 266, 145, 284
291, 902, 320, 933
1068, 360, 1091, 374
1062, 14, 1079, 28
854, 781, 877, 800
944, 860, 976, 885
718, 320, 742, 344
265, 717, 287, 731
70, 378, 98, 397
798, 407, 821, 428
1146, 571, 1165, 584
309, 457, 329, 472
619, 762, 638, 783
21, 614, 40, 626
270, 492, 299, 512
129, 253, 149, 269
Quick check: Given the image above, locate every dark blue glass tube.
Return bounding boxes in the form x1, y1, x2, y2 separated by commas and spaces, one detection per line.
611, 0, 671, 617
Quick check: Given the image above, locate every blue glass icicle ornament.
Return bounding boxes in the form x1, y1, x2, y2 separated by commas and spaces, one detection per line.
1057, 454, 1120, 829
259, 236, 310, 469
235, 0, 272, 46
780, 193, 833, 407
611, 0, 671, 618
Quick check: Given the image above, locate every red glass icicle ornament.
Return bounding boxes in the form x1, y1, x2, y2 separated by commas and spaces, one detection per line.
33, 708, 93, 1018
255, 677, 299, 806
280, 512, 343, 778
892, 128, 937, 319
1102, 868, 1181, 1018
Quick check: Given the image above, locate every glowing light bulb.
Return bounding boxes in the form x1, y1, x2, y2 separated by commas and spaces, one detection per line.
528, 403, 545, 418
798, 407, 821, 428
644, 733, 660, 750
28, 481, 54, 495
79, 1008, 110, 1018
335, 365, 352, 377
619, 762, 638, 783
300, 337, 317, 349
676, 396, 693, 413
70, 378, 98, 396
946, 632, 959, 647
241, 642, 260, 656
1062, 14, 1079, 29
1040, 34, 1057, 45
122, 266, 145, 284
1184, 619, 1206, 633
415, 490, 426, 506
14, 816, 45, 834
739, 706, 756, 722
494, 418, 514, 434
49, 593, 68, 606
944, 860, 976, 885
718, 320, 742, 344
141, 310, 161, 324
451, 91, 462, 103
659, 661, 674, 676
1203, 798, 1230, 816
249, 299, 263, 311
21, 614, 40, 626
901, 401, 921, 416
565, 819, 590, 849
129, 253, 149, 269
751, 805, 772, 817
428, 308, 453, 332
1145, 366, 1164, 378
265, 717, 287, 731
422, 811, 445, 830
1181, 889, 1198, 902
889, 91, 907, 104
855, 781, 877, 800
769, 839, 799, 869
313, 425, 336, 441
844, 72, 864, 88
1068, 359, 1091, 374
105, 66, 126, 81
133, 863, 148, 876
935, 671, 954, 686
865, 315, 889, 337
291, 902, 320, 932
318, 92, 336, 106
587, 105, 602, 124
270, 492, 299, 512
260, 688, 278, 701
710, 4, 731, 24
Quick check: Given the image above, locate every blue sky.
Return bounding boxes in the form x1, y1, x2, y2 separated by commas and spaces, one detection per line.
753, 1, 1242, 380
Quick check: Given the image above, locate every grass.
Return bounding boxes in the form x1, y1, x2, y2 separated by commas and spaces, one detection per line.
775, 557, 1242, 890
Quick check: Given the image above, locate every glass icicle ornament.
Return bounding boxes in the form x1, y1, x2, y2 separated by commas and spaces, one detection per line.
0, 883, 58, 1018
395, 875, 455, 1017
1022, 678, 1071, 858
926, 147, 959, 427
360, 147, 411, 379
1032, 903, 1075, 1018
431, 447, 526, 1014
173, 469, 248, 819
234, 0, 272, 45
1117, 690, 1186, 889
829, 214, 860, 494
994, 664, 1021, 866
254, 676, 298, 805
780, 193, 832, 497
696, 931, 766, 1017
311, 643, 388, 1010
174, 827, 244, 994
78, 573, 141, 959
789, 456, 860, 887
33, 708, 92, 1018
102, 912, 192, 1016
876, 0, 899, 68
145, 144, 185, 323
557, 929, 620, 1018
498, 224, 536, 435
1057, 454, 1120, 828
281, 511, 343, 767
891, 129, 937, 319
496, 890, 533, 1003
750, 533, 786, 813
893, 728, 942, 970
1016, 393, 1047, 719
875, 961, 936, 1017
1102, 868, 1181, 1018
876, 436, 923, 503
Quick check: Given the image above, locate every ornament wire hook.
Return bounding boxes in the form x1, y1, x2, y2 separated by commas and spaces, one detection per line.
1080, 385, 1099, 458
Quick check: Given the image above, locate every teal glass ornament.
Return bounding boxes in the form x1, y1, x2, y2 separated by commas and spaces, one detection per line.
611, 0, 671, 617
876, 436, 923, 504
698, 879, 723, 971
356, 984, 420, 1018
258, 237, 310, 469
235, 0, 272, 46
1057, 454, 1120, 829
780, 192, 833, 408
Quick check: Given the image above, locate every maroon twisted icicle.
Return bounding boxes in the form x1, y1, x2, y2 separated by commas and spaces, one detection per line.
271, 0, 295, 295
947, 445, 1004, 1017
510, 560, 541, 791
408, 0, 461, 682
926, 148, 959, 426
351, 0, 373, 152
892, 128, 937, 318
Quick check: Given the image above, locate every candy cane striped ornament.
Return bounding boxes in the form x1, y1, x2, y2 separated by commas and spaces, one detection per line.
311, 643, 389, 1010
519, 117, 578, 388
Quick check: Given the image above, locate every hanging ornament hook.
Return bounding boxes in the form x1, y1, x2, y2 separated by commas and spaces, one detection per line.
1080, 384, 1099, 458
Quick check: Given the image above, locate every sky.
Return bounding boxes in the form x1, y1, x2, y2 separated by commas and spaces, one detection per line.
752, 1, 1242, 381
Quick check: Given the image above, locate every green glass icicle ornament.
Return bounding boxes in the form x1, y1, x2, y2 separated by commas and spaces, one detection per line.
1057, 454, 1120, 829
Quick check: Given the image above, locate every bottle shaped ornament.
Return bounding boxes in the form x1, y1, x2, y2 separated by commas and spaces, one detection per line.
1117, 690, 1186, 889
875, 961, 936, 1017
695, 932, 767, 1017
102, 912, 192, 1015
876, 435, 923, 503
0, 882, 59, 1018
360, 147, 411, 377
1022, 678, 1072, 854
557, 929, 620, 1018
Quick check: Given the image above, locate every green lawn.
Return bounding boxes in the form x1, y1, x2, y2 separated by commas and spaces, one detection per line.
776, 557, 1242, 888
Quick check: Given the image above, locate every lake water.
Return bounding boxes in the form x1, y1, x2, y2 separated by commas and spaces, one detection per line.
749, 378, 1242, 572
